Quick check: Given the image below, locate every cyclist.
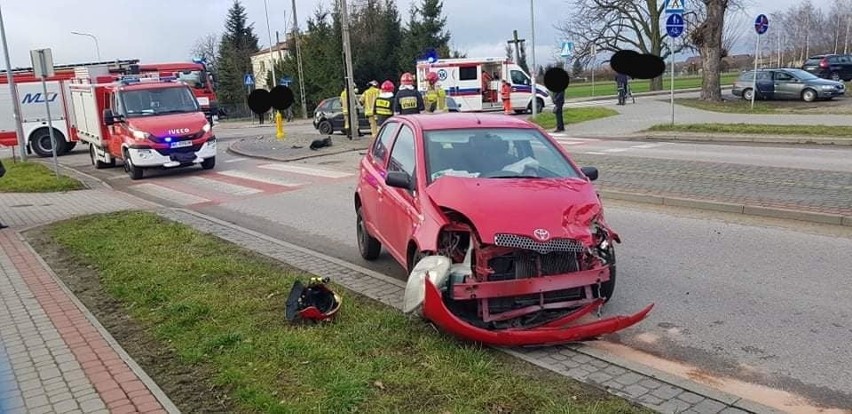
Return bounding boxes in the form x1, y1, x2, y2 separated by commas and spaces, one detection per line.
615, 72, 630, 105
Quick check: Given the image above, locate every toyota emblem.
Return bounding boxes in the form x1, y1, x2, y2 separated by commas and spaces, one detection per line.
533, 228, 550, 241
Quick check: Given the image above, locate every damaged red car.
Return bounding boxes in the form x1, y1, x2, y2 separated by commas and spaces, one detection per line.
354, 113, 653, 347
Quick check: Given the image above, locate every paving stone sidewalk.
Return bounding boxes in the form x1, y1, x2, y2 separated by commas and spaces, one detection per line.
571, 153, 852, 217
0, 188, 174, 414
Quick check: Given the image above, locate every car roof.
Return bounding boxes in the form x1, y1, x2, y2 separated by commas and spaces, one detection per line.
395, 113, 536, 131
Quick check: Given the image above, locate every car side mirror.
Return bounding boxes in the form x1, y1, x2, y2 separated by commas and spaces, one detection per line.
103, 109, 122, 126
581, 166, 598, 181
385, 171, 413, 190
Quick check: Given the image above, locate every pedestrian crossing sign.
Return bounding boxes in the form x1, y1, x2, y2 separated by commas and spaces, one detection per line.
665, 0, 684, 13
560, 42, 574, 58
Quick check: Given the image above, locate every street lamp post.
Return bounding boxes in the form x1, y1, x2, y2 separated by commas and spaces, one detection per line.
70, 31, 100, 61
529, 0, 538, 118
0, 3, 27, 160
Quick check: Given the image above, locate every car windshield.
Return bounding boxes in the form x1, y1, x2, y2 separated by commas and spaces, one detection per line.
423, 128, 582, 182
121, 86, 200, 117
785, 69, 820, 80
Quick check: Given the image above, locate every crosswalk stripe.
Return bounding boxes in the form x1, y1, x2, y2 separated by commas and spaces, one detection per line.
257, 163, 354, 178
216, 170, 304, 187
632, 143, 665, 149
557, 140, 587, 146
603, 148, 630, 153
130, 183, 210, 206
182, 176, 262, 196
584, 151, 608, 155
225, 157, 247, 163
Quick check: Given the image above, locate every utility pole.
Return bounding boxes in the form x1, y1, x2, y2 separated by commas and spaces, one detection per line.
291, 0, 308, 119
0, 3, 26, 161
507, 30, 525, 63
262, 0, 277, 90
340, 0, 358, 140
529, 0, 538, 118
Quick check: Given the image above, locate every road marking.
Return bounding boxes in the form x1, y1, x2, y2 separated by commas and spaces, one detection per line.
558, 140, 587, 146
632, 143, 665, 149
216, 170, 305, 187
129, 183, 210, 206
602, 148, 630, 153
257, 163, 354, 178
225, 157, 247, 163
583, 151, 608, 155
182, 176, 262, 196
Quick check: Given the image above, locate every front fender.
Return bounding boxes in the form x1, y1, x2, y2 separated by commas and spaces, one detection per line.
410, 192, 451, 253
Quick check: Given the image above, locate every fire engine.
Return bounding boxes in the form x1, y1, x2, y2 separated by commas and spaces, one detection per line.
137, 59, 218, 118
415, 57, 553, 114
68, 65, 217, 180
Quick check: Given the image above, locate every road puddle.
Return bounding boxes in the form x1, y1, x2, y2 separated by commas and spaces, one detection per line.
589, 341, 851, 414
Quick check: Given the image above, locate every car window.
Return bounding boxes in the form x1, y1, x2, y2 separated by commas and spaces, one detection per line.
330, 99, 342, 111
371, 122, 398, 165
829, 56, 840, 64
387, 125, 416, 178
839, 56, 851, 64
804, 58, 822, 66
774, 72, 793, 81
510, 70, 530, 85
423, 128, 581, 182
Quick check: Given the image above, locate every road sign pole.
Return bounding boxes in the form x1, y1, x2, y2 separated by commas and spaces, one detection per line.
0, 4, 27, 161
751, 32, 759, 109
670, 35, 675, 125
33, 49, 59, 177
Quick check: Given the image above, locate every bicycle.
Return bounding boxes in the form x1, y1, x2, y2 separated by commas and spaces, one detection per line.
617, 82, 635, 105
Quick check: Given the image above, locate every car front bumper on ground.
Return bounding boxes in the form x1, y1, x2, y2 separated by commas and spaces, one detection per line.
127, 138, 217, 168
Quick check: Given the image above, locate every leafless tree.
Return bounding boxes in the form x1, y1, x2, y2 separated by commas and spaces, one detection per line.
191, 33, 219, 76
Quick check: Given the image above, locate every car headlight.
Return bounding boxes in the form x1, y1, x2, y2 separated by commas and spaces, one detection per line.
202, 122, 212, 133
822, 85, 835, 89
129, 127, 150, 140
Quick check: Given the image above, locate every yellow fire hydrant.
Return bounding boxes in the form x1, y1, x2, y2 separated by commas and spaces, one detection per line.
275, 111, 285, 140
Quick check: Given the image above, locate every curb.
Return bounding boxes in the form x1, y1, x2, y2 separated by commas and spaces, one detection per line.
227, 139, 369, 162
636, 132, 852, 146
597, 189, 852, 227
14, 230, 182, 414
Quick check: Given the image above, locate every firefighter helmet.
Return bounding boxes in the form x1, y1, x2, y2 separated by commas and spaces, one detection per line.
285, 277, 341, 323
400, 72, 415, 86
381, 80, 395, 93
426, 72, 439, 84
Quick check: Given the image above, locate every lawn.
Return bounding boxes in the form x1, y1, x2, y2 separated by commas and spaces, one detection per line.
531, 107, 619, 129
565, 73, 739, 98
37, 211, 648, 414
674, 98, 779, 114
0, 160, 84, 192
646, 123, 852, 137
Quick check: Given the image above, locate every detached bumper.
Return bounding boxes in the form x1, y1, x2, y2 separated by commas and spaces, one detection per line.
422, 278, 654, 347
127, 138, 217, 168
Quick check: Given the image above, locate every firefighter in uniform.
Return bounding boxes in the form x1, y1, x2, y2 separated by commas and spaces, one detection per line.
501, 79, 512, 115
340, 84, 361, 136
423, 72, 447, 113
394, 72, 424, 115
374, 80, 395, 126
359, 80, 380, 137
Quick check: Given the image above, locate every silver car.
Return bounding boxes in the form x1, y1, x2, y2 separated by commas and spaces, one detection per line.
731, 68, 846, 102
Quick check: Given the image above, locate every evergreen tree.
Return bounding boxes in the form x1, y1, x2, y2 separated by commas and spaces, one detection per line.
216, 0, 260, 107
399, 0, 451, 72
572, 59, 583, 78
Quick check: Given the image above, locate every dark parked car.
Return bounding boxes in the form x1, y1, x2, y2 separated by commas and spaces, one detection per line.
802, 54, 852, 81
731, 68, 845, 102
313, 95, 461, 135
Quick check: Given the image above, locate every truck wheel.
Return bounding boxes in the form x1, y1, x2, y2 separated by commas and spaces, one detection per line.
30, 128, 65, 158
201, 156, 216, 170
60, 141, 77, 154
318, 120, 333, 135
90, 144, 114, 169
123, 149, 143, 180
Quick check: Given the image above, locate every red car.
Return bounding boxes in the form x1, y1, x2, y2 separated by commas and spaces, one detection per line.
354, 113, 653, 346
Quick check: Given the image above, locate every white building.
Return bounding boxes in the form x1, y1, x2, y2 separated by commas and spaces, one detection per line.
251, 40, 289, 90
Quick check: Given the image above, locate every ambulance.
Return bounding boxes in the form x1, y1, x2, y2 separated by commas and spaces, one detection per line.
415, 57, 552, 113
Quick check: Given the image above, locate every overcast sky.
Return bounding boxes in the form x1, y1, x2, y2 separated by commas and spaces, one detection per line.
1, 0, 805, 70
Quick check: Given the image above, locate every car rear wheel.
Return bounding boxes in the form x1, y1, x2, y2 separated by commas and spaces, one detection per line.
802, 88, 817, 102
356, 206, 381, 260
318, 120, 333, 135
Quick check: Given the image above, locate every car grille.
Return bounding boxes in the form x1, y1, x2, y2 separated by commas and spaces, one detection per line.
149, 131, 204, 144
154, 142, 204, 156
494, 233, 585, 254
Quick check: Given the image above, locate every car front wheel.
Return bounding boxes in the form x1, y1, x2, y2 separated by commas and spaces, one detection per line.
356, 206, 381, 260
802, 88, 817, 102
318, 120, 334, 135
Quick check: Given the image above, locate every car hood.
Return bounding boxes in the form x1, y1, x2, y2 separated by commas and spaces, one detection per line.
807, 78, 843, 86
424, 176, 604, 246
125, 112, 208, 137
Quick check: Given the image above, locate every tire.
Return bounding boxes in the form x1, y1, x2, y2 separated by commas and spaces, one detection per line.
123, 148, 143, 180
318, 120, 333, 135
741, 88, 754, 101
592, 246, 617, 302
407, 247, 427, 276
527, 98, 544, 114
61, 141, 77, 154
356, 206, 381, 260
802, 88, 817, 102
90, 144, 114, 169
201, 156, 216, 170
830, 72, 841, 81
29, 128, 64, 158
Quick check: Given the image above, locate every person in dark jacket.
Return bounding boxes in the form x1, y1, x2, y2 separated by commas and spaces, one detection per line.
394, 72, 424, 115
615, 72, 630, 105
552, 89, 565, 132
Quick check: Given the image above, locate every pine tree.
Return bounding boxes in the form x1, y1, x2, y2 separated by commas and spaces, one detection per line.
399, 0, 451, 72
572, 59, 584, 78
216, 0, 260, 108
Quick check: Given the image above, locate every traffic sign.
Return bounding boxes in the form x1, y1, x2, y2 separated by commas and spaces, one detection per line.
666, 13, 685, 38
560, 41, 574, 58
665, 0, 684, 14
244, 73, 255, 85
754, 14, 769, 35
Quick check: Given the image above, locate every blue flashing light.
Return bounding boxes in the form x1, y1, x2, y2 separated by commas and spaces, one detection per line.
165, 137, 172, 143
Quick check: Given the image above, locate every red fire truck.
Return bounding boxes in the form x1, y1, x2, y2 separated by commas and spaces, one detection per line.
137, 60, 218, 118
68, 65, 217, 180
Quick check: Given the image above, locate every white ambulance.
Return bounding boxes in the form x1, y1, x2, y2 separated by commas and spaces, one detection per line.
415, 57, 552, 114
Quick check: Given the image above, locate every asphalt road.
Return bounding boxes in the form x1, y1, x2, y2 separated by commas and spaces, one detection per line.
49, 126, 852, 411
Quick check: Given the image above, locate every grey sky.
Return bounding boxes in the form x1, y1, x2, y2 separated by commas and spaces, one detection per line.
1, 0, 804, 70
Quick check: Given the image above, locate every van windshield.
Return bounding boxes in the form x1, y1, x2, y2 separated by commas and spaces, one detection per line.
121, 86, 199, 117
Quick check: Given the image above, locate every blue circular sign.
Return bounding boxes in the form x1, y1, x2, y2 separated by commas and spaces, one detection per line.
437, 69, 448, 81
754, 14, 769, 35
666, 13, 685, 38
